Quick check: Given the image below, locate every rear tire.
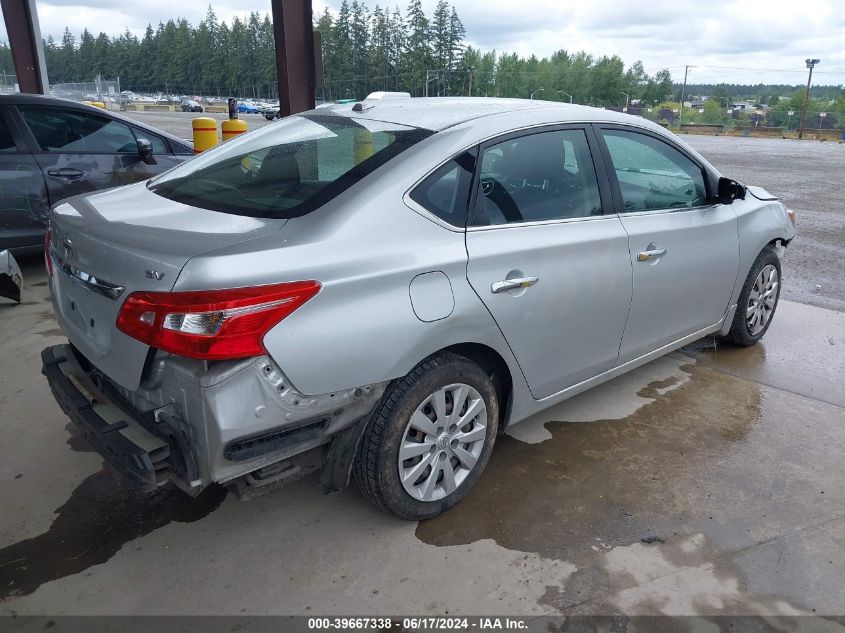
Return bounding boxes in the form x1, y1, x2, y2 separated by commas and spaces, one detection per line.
353, 352, 498, 520
723, 249, 782, 346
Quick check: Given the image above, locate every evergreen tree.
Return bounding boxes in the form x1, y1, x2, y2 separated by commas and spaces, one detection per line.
349, 1, 370, 98
405, 0, 431, 96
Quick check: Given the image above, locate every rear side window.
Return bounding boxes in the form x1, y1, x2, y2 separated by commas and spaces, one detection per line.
19, 106, 138, 153
601, 129, 707, 212
149, 114, 432, 219
409, 151, 476, 226
0, 116, 16, 152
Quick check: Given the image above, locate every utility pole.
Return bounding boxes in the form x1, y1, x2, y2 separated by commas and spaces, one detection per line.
678, 65, 694, 127
425, 69, 429, 97
798, 58, 820, 140
468, 68, 473, 97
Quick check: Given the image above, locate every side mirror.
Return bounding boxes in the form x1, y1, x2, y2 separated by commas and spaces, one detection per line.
717, 177, 746, 205
136, 138, 156, 165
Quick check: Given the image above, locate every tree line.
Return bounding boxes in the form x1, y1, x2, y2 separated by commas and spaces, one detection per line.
1, 2, 841, 110
0, 1, 677, 105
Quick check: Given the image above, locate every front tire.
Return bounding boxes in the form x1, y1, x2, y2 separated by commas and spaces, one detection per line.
723, 249, 782, 346
353, 353, 498, 520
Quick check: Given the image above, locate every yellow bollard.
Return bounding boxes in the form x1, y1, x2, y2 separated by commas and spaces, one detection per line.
353, 128, 373, 164
192, 117, 218, 153
221, 118, 248, 142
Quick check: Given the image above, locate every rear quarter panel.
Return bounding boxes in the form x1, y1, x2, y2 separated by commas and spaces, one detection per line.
173, 132, 528, 401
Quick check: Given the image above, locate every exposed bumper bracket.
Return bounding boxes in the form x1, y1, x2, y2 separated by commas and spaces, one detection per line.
41, 344, 171, 492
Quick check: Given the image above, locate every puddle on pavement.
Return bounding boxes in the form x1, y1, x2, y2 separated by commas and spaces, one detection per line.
416, 361, 843, 614
0, 467, 227, 600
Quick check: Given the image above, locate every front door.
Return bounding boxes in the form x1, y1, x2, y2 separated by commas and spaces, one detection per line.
14, 105, 181, 207
596, 126, 740, 364
465, 126, 632, 399
0, 108, 49, 250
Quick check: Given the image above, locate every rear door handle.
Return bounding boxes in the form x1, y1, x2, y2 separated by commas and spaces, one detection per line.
491, 276, 539, 293
47, 168, 85, 182
637, 248, 667, 262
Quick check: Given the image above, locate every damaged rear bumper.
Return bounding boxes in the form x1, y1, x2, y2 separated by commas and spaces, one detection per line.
41, 343, 388, 496
41, 344, 171, 492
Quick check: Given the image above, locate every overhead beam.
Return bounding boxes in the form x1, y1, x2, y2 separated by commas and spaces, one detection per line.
1, 0, 49, 94
270, 0, 316, 117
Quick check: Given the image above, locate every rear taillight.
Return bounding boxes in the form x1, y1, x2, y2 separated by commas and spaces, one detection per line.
116, 281, 321, 360
44, 228, 53, 276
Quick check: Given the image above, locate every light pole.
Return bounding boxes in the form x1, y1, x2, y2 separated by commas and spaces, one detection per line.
558, 90, 573, 103
798, 58, 820, 139
678, 64, 695, 127
619, 91, 630, 108
530, 87, 545, 100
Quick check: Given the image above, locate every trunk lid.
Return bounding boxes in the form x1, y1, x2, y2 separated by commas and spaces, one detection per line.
48, 182, 284, 390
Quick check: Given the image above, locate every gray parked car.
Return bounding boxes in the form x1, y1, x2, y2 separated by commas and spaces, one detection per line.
0, 94, 194, 253
41, 96, 795, 519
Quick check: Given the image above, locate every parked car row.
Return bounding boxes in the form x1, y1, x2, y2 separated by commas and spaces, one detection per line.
37, 94, 794, 520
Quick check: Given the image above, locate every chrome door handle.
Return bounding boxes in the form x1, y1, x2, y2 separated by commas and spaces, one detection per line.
491, 276, 539, 293
47, 168, 85, 182
637, 248, 667, 262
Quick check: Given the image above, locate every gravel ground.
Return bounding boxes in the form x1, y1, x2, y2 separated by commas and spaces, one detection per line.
124, 111, 845, 312
683, 135, 845, 313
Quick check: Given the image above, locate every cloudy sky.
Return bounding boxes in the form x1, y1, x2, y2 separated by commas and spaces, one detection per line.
2, 0, 844, 85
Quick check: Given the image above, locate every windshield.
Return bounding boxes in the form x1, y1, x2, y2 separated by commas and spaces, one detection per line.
148, 114, 431, 218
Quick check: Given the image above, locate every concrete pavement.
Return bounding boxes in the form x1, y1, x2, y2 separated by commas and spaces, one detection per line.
1, 255, 843, 618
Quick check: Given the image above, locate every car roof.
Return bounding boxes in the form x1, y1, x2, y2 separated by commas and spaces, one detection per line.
0, 93, 192, 148
313, 96, 648, 132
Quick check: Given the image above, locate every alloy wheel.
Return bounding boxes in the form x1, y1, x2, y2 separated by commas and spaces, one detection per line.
746, 264, 778, 335
397, 383, 487, 502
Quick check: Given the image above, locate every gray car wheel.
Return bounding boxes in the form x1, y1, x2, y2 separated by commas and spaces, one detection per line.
723, 249, 782, 346
354, 352, 498, 520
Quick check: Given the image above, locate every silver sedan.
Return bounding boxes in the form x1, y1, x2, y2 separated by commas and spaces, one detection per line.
42, 95, 795, 519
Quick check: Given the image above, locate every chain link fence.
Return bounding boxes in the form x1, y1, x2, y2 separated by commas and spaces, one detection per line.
50, 78, 121, 109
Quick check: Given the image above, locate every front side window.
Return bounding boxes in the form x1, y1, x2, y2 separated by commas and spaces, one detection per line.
601, 129, 708, 212
409, 151, 476, 226
471, 128, 602, 226
19, 106, 138, 153
133, 128, 169, 154
149, 115, 431, 218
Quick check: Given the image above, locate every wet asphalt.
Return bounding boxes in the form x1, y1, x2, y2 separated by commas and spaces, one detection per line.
1, 257, 843, 621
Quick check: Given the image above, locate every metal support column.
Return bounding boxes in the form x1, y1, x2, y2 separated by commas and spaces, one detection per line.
270, 0, 316, 116
1, 0, 49, 94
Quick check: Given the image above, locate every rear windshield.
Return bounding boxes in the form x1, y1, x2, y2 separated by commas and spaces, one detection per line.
148, 114, 431, 218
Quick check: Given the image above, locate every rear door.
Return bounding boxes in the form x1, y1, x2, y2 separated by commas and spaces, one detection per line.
595, 126, 739, 363
0, 106, 50, 250
464, 125, 632, 399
